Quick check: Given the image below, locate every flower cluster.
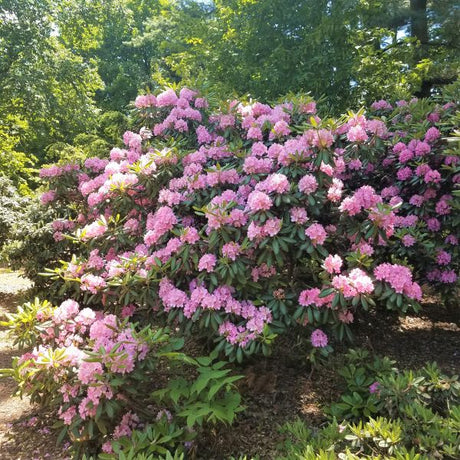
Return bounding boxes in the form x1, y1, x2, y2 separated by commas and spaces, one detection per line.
16, 300, 150, 442
7, 298, 242, 457
374, 264, 422, 300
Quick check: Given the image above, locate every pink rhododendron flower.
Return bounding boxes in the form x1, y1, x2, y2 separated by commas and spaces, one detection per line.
311, 329, 328, 347
290, 207, 308, 224
424, 169, 441, 183
427, 218, 441, 231
144, 206, 177, 246
59, 406, 77, 426
440, 270, 457, 283
320, 161, 334, 176
299, 288, 332, 307
247, 191, 272, 212
53, 300, 79, 322
198, 254, 217, 272
113, 412, 140, 439
339, 310, 354, 324
371, 100, 392, 110
327, 178, 344, 202
402, 234, 416, 247
78, 361, 103, 385
243, 156, 273, 174
40, 190, 57, 205
196, 125, 213, 144
313, 129, 334, 148
81, 221, 107, 241
270, 120, 291, 138
436, 250, 451, 266
347, 125, 368, 143
324, 254, 343, 274
80, 274, 107, 294
348, 159, 362, 170
366, 119, 387, 137
374, 263, 422, 299
247, 126, 263, 140
397, 167, 412, 181
256, 173, 290, 194
156, 89, 178, 106
222, 242, 241, 261
298, 174, 318, 194
263, 218, 282, 237
424, 127, 441, 143
305, 223, 327, 246
348, 268, 374, 294
180, 226, 200, 244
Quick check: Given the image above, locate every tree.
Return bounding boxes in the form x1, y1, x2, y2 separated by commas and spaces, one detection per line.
56, 0, 172, 112
146, 0, 459, 110
163, 0, 359, 109
0, 0, 102, 162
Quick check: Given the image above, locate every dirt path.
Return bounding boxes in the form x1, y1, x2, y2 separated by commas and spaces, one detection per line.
0, 270, 68, 460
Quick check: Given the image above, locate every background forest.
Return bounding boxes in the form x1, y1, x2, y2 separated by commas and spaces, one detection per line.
1, 0, 459, 191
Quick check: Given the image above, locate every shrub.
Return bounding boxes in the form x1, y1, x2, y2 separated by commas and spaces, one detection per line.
0, 176, 30, 261
277, 351, 460, 459
1, 298, 243, 458
5, 194, 78, 296
328, 349, 459, 421
279, 412, 460, 459
16, 88, 457, 361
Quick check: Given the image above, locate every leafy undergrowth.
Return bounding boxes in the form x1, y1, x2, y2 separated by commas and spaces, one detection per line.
277, 350, 459, 459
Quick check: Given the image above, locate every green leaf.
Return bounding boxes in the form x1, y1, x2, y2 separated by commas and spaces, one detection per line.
319, 287, 335, 298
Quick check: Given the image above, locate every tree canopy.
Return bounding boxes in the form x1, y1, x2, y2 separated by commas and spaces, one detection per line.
0, 0, 458, 186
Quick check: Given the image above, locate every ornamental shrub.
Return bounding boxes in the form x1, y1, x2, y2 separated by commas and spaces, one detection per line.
12, 88, 459, 360
1, 298, 243, 458
328, 349, 459, 421
277, 352, 460, 459
278, 411, 460, 459
5, 192, 78, 295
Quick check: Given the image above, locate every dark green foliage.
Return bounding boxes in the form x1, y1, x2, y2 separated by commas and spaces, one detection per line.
0, 0, 102, 161
0, 176, 30, 257
5, 198, 76, 297
159, 0, 459, 111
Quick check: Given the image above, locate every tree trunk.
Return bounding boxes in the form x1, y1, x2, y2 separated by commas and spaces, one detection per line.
410, 0, 431, 97
410, 0, 428, 45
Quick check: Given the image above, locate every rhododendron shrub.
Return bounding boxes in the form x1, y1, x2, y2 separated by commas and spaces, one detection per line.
343, 100, 459, 296
2, 299, 242, 457
28, 88, 458, 360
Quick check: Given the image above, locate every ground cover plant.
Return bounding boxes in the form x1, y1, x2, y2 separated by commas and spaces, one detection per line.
277, 350, 460, 459
2, 87, 459, 457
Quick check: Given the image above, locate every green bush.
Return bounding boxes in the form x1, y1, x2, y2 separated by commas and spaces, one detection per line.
277, 351, 460, 459
0, 176, 30, 261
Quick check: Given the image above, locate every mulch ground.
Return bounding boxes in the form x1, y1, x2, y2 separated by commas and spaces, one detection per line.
0, 270, 458, 460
